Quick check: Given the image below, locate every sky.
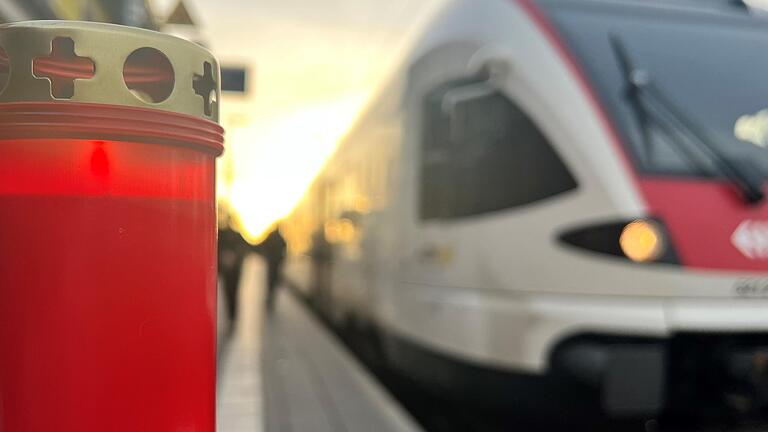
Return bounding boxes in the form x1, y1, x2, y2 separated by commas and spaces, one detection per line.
150, 0, 442, 241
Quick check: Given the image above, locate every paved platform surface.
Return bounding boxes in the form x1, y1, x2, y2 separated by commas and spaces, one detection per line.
217, 256, 265, 432
217, 256, 421, 432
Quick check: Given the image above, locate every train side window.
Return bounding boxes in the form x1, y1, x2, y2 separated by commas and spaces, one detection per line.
420, 82, 577, 220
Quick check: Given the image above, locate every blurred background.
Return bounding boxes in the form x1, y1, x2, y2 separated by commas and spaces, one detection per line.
146, 0, 442, 241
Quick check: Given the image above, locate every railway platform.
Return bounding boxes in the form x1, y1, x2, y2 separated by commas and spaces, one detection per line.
217, 256, 422, 432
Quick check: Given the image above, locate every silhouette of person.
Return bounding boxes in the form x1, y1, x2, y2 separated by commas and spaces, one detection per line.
218, 215, 249, 329
257, 225, 286, 311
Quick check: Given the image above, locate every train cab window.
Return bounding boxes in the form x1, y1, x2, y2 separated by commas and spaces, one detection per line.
420, 81, 577, 220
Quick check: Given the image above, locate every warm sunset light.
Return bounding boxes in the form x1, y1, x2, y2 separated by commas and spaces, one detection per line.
148, 0, 443, 242
220, 95, 367, 242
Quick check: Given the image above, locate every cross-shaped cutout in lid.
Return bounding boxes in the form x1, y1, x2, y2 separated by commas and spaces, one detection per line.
33, 37, 95, 99
193, 61, 217, 117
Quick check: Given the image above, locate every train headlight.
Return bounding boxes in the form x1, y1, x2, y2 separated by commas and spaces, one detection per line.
619, 219, 664, 263
559, 217, 678, 264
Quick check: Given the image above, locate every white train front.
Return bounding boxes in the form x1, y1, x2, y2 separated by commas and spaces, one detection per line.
282, 0, 768, 420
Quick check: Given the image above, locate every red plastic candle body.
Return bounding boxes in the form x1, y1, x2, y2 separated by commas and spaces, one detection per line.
0, 102, 223, 431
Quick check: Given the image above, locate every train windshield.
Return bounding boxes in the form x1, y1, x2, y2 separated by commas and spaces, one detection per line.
547, 1, 768, 178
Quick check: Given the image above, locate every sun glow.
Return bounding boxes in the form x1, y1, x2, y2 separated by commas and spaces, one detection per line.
157, 0, 446, 243
219, 95, 367, 242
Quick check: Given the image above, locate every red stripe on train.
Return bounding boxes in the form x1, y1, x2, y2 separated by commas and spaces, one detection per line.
640, 178, 768, 272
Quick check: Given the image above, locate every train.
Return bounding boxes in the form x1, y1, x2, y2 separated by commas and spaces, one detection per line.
282, 0, 768, 421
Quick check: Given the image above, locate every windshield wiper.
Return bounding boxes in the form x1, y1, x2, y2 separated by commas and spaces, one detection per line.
609, 34, 764, 204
